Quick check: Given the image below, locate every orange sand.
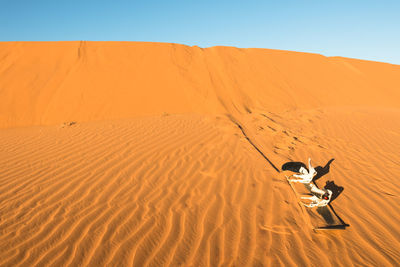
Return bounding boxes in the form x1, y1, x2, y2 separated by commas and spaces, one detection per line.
0, 41, 399, 266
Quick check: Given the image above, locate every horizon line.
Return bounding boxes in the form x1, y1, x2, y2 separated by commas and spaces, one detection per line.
1, 40, 398, 66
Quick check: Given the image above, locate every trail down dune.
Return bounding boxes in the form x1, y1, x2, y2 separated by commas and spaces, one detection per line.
1, 42, 400, 266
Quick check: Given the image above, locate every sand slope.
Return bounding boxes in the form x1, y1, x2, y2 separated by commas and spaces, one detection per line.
0, 41, 400, 128
1, 42, 400, 266
0, 115, 288, 266
1, 111, 399, 266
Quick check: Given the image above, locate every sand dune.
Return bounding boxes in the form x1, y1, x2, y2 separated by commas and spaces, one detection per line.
1, 42, 400, 266
0, 41, 400, 128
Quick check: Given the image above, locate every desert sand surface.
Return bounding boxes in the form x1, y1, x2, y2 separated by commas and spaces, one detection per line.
1, 41, 400, 266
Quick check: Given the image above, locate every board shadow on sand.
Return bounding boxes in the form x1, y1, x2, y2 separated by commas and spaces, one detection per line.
314, 158, 335, 181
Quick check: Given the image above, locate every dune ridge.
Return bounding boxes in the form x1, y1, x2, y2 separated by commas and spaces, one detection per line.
0, 41, 399, 128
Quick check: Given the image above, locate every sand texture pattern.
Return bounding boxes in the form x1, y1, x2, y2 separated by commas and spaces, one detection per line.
1, 42, 400, 266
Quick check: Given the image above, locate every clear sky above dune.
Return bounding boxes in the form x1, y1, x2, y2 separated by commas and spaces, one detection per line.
1, 0, 399, 64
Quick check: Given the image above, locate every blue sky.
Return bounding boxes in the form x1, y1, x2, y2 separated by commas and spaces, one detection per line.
1, 0, 399, 64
